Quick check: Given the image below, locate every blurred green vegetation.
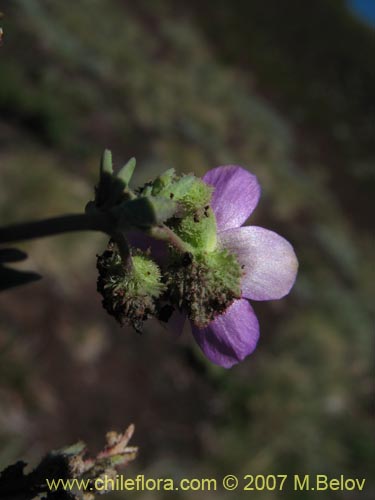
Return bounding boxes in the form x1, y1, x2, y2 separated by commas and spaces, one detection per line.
0, 1, 373, 499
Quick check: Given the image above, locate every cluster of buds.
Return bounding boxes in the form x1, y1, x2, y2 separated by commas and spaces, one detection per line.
92, 151, 243, 333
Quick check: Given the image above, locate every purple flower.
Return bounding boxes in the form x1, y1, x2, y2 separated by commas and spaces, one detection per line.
182, 166, 298, 368
127, 166, 298, 368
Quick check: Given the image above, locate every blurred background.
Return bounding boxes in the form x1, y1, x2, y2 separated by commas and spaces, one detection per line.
0, 0, 374, 498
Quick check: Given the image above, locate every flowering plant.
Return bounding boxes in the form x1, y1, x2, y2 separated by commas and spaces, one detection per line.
181, 166, 298, 367
0, 152, 298, 368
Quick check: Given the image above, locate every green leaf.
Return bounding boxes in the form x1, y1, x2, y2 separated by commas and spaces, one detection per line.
117, 157, 136, 186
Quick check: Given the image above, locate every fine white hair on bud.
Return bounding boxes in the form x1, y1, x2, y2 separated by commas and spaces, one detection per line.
96, 241, 165, 332
164, 249, 242, 328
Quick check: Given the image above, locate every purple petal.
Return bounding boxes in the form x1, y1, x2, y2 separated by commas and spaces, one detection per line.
191, 299, 260, 368
203, 166, 261, 231
219, 226, 298, 301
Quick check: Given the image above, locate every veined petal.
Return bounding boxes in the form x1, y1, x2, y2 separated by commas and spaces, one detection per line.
191, 299, 260, 368
219, 226, 298, 301
203, 166, 261, 231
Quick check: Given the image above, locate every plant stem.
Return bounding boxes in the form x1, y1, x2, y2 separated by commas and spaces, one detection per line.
149, 224, 193, 253
113, 230, 133, 271
0, 213, 111, 244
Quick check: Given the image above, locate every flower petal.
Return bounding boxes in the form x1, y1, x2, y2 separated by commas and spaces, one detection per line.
219, 226, 298, 301
191, 299, 260, 368
203, 166, 261, 231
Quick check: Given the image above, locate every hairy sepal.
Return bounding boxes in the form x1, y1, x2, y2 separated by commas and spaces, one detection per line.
165, 249, 242, 328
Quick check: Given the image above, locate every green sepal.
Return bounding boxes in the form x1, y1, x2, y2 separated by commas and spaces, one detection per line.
95, 151, 136, 209
150, 168, 176, 195
154, 174, 212, 216
158, 174, 195, 199
115, 196, 177, 229
172, 208, 217, 252
100, 149, 113, 177
140, 170, 212, 217
165, 248, 242, 327
117, 157, 136, 186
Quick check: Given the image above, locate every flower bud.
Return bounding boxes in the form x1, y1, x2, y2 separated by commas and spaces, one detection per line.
165, 249, 242, 328
171, 207, 217, 252
97, 242, 165, 332
139, 170, 213, 218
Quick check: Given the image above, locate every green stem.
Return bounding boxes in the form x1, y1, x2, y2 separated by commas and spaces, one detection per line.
0, 214, 191, 259
0, 213, 111, 244
113, 231, 133, 271
149, 225, 193, 253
